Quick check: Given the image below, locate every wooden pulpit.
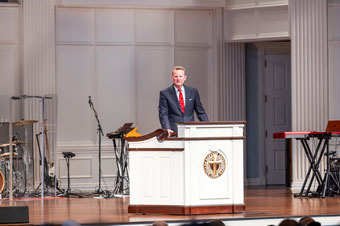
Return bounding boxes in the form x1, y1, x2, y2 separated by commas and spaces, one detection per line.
126, 121, 246, 215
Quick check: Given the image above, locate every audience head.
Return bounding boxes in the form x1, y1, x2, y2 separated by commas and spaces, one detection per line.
62, 220, 80, 226
206, 220, 225, 226
278, 219, 299, 226
298, 216, 321, 226
152, 221, 168, 226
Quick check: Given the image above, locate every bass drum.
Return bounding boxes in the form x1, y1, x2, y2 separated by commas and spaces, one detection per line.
0, 171, 4, 193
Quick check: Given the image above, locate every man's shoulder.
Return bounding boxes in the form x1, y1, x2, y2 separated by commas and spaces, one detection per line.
160, 86, 174, 93
184, 85, 198, 92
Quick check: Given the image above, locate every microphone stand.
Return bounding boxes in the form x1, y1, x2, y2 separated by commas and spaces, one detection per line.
88, 97, 105, 195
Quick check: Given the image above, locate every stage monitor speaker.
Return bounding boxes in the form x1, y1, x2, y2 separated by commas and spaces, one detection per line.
0, 206, 29, 223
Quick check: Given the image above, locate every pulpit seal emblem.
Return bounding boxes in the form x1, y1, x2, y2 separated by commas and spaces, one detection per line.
203, 150, 226, 179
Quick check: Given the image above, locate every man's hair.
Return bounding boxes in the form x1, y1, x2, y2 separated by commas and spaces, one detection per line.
172, 66, 185, 75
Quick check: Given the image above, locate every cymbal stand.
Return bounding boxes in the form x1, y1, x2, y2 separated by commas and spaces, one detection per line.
11, 95, 53, 199
88, 96, 106, 196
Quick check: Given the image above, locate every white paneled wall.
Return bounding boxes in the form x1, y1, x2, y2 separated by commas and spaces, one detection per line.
0, 5, 20, 122
136, 10, 173, 45
135, 46, 173, 133
56, 8, 95, 44
290, 0, 328, 189
56, 46, 94, 144
56, 7, 215, 190
96, 46, 136, 135
329, 2, 340, 119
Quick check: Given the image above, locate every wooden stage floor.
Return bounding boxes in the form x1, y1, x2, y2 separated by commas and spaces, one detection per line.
1, 186, 340, 226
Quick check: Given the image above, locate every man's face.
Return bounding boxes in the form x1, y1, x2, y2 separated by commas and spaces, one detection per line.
172, 69, 186, 89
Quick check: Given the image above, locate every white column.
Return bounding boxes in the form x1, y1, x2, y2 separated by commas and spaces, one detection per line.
22, 0, 57, 186
290, 0, 328, 189
221, 43, 246, 121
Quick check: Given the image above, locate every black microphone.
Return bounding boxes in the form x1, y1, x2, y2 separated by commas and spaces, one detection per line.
12, 96, 21, 100
88, 96, 92, 105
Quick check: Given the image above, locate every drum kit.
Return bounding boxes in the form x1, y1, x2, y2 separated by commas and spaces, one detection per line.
0, 120, 37, 198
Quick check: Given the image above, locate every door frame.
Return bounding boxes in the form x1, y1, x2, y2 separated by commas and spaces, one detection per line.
254, 41, 291, 185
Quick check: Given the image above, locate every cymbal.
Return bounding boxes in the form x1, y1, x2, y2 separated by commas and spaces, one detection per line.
13, 140, 25, 145
0, 152, 18, 158
12, 120, 38, 126
0, 143, 16, 148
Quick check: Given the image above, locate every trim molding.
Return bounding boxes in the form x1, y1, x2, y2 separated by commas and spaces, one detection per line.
176, 121, 246, 125
128, 204, 245, 215
167, 136, 246, 141
128, 148, 184, 152
56, 0, 225, 8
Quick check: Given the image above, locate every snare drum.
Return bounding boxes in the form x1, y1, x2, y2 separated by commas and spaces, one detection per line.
0, 171, 4, 193
0, 143, 18, 158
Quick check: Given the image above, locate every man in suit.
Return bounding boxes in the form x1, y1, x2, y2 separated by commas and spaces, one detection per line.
158, 66, 209, 136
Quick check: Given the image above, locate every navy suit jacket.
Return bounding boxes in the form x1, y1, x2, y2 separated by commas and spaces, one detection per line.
158, 85, 209, 131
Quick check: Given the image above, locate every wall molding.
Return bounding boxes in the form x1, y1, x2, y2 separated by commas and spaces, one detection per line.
56, 0, 225, 9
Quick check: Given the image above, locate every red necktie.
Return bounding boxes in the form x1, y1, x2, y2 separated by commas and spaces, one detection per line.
178, 88, 185, 113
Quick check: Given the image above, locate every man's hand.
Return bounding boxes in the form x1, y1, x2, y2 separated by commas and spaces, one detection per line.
167, 129, 174, 137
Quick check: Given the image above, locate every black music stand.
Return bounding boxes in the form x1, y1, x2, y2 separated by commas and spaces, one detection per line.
58, 152, 83, 198
106, 123, 132, 197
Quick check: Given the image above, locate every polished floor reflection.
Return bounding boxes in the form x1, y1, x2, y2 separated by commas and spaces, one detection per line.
1, 187, 340, 225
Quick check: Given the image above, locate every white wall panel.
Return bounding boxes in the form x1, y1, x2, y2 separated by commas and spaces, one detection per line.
56, 46, 94, 144
56, 8, 95, 44
0, 5, 19, 122
328, 5, 340, 41
329, 4, 340, 120
101, 156, 116, 177
257, 6, 289, 38
0, 46, 19, 120
135, 46, 172, 135
0, 46, 19, 95
174, 47, 209, 114
0, 7, 19, 43
96, 46, 136, 136
59, 157, 93, 179
175, 10, 212, 45
329, 45, 340, 119
136, 10, 173, 45
95, 9, 135, 44
226, 0, 255, 9
226, 9, 256, 40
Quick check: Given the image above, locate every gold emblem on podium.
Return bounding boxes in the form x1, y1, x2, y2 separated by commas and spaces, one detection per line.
203, 150, 226, 178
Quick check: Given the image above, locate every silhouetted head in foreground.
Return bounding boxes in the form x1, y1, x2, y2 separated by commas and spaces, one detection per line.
298, 216, 321, 226
278, 219, 299, 226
